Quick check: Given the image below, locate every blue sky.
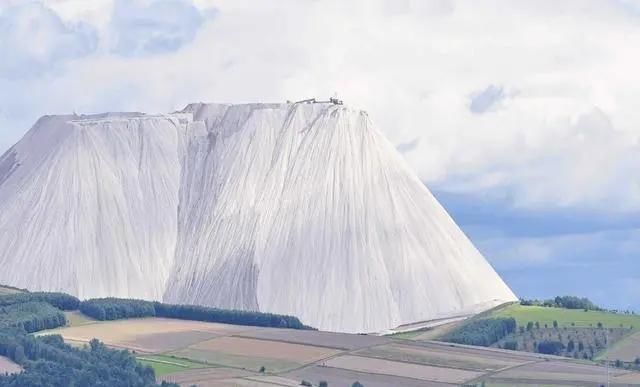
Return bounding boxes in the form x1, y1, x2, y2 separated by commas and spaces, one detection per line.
0, 0, 638, 311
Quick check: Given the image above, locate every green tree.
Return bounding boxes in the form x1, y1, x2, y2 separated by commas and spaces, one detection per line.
352, 383, 364, 387
319, 382, 328, 387
553, 320, 558, 328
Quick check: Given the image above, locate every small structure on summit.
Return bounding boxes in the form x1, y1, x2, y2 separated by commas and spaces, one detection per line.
293, 97, 343, 105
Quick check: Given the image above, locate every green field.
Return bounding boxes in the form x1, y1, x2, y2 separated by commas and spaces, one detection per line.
492, 304, 640, 330
136, 354, 209, 376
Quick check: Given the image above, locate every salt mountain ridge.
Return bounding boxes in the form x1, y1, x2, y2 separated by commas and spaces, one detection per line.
0, 102, 516, 333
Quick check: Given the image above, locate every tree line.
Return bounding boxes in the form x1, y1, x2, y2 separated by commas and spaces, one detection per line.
0, 294, 175, 386
0, 301, 66, 333
441, 317, 517, 347
0, 292, 79, 311
520, 296, 601, 311
79, 298, 313, 330
0, 331, 176, 387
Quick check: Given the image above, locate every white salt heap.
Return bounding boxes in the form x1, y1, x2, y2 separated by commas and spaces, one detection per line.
0, 102, 516, 333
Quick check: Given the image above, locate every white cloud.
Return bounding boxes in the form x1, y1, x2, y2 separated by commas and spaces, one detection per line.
0, 2, 97, 78
108, 0, 209, 57
1, 0, 640, 213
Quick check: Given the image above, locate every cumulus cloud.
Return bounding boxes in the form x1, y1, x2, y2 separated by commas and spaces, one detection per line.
0, 2, 97, 79
109, 0, 210, 57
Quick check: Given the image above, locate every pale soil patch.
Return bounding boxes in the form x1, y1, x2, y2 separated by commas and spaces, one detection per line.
64, 311, 96, 327
612, 371, 640, 384
599, 330, 640, 362
492, 360, 635, 384
0, 356, 22, 374
190, 337, 341, 363
356, 342, 525, 371
170, 348, 303, 373
239, 329, 390, 350
284, 365, 452, 387
160, 367, 256, 386
49, 318, 255, 353
412, 321, 462, 341
240, 375, 302, 386
324, 355, 483, 384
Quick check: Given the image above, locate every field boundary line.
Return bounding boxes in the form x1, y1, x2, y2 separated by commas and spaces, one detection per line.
351, 347, 517, 373
462, 359, 544, 385
309, 364, 460, 386
230, 334, 358, 351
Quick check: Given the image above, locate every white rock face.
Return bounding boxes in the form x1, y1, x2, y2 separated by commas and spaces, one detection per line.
0, 113, 188, 300
0, 103, 516, 333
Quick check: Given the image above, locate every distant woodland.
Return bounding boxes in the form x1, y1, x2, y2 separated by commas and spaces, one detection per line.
0, 288, 311, 386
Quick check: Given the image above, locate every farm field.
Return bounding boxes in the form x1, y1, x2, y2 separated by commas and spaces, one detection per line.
0, 285, 23, 296
492, 304, 640, 329
46, 314, 640, 386
64, 310, 96, 327
168, 336, 341, 372
598, 330, 640, 362
0, 356, 21, 374
44, 317, 252, 353
488, 360, 636, 386
355, 342, 525, 371
238, 328, 390, 350
323, 354, 484, 383
136, 354, 209, 376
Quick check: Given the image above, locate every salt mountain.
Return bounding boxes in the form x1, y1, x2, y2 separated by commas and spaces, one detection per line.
0, 102, 516, 333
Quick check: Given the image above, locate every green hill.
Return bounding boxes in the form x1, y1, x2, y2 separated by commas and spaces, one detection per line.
492, 304, 640, 330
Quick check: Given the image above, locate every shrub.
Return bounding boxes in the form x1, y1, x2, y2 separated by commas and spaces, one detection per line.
537, 340, 565, 355
503, 341, 518, 351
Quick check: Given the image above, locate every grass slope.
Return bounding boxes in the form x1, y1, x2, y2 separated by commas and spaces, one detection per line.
492, 304, 640, 330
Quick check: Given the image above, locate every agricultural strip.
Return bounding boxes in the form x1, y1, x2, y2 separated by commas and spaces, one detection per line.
323, 355, 483, 384
160, 368, 256, 386
0, 356, 22, 374
238, 328, 391, 350
136, 354, 209, 376
47, 318, 253, 353
355, 342, 528, 371
170, 336, 341, 372
284, 365, 452, 387
489, 360, 639, 386
598, 330, 640, 362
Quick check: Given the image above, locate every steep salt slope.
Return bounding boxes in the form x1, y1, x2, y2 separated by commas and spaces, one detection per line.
164, 103, 517, 333
0, 113, 189, 300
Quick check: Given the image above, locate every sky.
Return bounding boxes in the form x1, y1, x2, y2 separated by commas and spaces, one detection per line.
0, 0, 638, 311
